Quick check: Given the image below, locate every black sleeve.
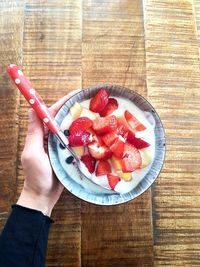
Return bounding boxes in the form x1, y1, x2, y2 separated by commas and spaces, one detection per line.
0, 204, 53, 267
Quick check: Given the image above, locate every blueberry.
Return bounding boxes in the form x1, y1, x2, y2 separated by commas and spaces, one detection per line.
64, 129, 70, 136
59, 143, 65, 149
65, 156, 74, 164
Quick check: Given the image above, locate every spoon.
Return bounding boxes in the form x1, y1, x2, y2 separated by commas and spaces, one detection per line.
6, 64, 105, 188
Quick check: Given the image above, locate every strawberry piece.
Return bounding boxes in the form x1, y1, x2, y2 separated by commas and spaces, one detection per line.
81, 154, 96, 173
107, 174, 121, 190
100, 98, 118, 117
93, 135, 104, 146
93, 115, 118, 135
69, 117, 93, 134
96, 160, 111, 176
110, 137, 125, 158
117, 115, 129, 130
88, 130, 104, 146
124, 110, 146, 132
117, 123, 128, 137
68, 130, 91, 147
122, 143, 142, 172
88, 141, 112, 160
101, 131, 118, 147
89, 89, 109, 113
116, 115, 129, 136
126, 130, 150, 149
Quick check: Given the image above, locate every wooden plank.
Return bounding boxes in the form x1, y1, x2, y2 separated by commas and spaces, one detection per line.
0, 0, 24, 228
16, 1, 82, 266
145, 0, 200, 265
81, 1, 154, 266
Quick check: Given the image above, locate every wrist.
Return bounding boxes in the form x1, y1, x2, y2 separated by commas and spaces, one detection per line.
17, 187, 54, 217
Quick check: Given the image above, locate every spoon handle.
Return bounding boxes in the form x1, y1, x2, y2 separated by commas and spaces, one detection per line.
7, 64, 61, 136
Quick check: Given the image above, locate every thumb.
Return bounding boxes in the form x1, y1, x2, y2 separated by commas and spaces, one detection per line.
24, 109, 44, 149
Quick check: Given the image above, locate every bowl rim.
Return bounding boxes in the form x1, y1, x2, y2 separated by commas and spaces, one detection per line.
48, 84, 166, 205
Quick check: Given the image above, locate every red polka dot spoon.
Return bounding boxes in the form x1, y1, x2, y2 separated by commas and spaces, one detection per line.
7, 64, 70, 147
7, 64, 108, 190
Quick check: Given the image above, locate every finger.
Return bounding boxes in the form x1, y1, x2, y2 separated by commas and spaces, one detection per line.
49, 89, 81, 117
24, 108, 44, 150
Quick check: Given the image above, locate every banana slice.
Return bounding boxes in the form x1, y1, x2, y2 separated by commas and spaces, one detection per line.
139, 148, 153, 168
70, 102, 83, 119
80, 108, 99, 120
116, 170, 132, 181
111, 156, 122, 171
71, 146, 85, 157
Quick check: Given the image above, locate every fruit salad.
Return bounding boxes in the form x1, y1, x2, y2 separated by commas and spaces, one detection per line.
58, 89, 155, 194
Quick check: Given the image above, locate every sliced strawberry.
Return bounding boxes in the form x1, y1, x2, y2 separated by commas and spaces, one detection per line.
116, 115, 129, 136
107, 174, 121, 190
69, 117, 93, 134
93, 135, 104, 146
68, 130, 91, 147
88, 141, 112, 160
96, 160, 111, 176
124, 110, 146, 132
89, 89, 109, 113
88, 129, 104, 146
100, 98, 118, 117
126, 130, 150, 149
110, 137, 125, 158
101, 131, 118, 147
117, 115, 129, 130
92, 115, 118, 135
81, 154, 96, 173
122, 143, 142, 172
117, 123, 128, 137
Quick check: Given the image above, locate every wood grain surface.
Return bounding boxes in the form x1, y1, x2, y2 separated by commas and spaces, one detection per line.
0, 0, 200, 266
145, 0, 200, 266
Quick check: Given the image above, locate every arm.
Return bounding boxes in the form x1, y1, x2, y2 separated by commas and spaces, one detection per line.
0, 205, 53, 267
0, 90, 80, 267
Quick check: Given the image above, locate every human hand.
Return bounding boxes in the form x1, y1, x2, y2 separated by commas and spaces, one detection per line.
17, 90, 80, 216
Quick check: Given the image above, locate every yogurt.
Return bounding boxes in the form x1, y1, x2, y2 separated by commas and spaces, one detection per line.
58, 97, 155, 194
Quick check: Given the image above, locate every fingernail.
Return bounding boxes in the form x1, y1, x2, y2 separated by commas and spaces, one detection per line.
28, 108, 36, 122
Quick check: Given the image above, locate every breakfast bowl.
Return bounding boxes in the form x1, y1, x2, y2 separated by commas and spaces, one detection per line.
48, 84, 166, 205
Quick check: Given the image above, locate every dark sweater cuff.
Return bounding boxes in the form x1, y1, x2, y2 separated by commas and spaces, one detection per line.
12, 204, 54, 223
0, 204, 53, 267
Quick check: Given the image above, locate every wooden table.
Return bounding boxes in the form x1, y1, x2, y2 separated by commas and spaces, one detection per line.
0, 0, 200, 266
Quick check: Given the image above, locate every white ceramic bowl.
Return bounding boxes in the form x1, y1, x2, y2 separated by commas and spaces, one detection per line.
48, 84, 166, 205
